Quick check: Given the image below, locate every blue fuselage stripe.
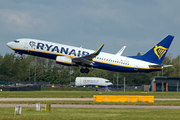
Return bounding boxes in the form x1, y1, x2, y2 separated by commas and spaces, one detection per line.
15, 49, 160, 72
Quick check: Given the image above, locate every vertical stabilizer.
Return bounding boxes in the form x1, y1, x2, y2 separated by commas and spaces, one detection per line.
129, 35, 174, 65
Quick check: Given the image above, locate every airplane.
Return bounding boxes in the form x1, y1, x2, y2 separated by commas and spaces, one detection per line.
75, 77, 113, 87
7, 35, 174, 73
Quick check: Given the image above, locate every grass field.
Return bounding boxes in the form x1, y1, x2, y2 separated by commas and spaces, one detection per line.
0, 107, 180, 120
1, 90, 180, 119
1, 90, 180, 98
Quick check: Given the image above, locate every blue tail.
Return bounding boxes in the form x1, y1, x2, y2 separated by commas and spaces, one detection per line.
129, 35, 174, 65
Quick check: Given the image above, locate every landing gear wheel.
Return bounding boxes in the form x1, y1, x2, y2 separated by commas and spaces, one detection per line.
84, 68, 89, 73
19, 56, 23, 60
80, 68, 85, 73
80, 68, 89, 73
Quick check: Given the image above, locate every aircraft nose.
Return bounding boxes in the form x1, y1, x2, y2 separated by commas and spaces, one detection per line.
7, 42, 13, 48
109, 83, 113, 86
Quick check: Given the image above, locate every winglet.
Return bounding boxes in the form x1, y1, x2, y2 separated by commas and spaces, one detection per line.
93, 44, 104, 55
116, 46, 126, 56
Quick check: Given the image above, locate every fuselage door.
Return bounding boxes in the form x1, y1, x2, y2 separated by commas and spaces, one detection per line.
24, 40, 28, 49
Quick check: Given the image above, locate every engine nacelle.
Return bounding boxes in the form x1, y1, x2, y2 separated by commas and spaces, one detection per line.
56, 56, 72, 66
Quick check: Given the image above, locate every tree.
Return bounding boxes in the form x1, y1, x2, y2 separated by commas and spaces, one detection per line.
137, 52, 141, 56
0, 52, 179, 85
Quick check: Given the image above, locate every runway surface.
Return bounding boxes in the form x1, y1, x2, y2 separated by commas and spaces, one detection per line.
0, 98, 180, 101
0, 98, 93, 101
0, 98, 180, 109
0, 103, 180, 109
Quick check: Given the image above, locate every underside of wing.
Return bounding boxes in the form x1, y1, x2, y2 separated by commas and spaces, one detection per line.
72, 44, 104, 66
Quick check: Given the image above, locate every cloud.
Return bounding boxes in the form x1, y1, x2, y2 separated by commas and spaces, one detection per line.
0, 0, 180, 57
1, 10, 30, 27
0, 9, 47, 35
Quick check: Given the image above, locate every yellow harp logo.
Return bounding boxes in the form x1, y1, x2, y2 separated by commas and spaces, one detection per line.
154, 45, 168, 60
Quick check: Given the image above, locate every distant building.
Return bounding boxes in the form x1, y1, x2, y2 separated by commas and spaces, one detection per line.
150, 77, 180, 92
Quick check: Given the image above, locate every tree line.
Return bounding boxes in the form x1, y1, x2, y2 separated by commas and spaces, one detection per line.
0, 53, 179, 85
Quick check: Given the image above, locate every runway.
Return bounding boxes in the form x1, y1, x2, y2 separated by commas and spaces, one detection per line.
0, 98, 180, 101
0, 98, 93, 101
0, 98, 180, 109
0, 103, 180, 109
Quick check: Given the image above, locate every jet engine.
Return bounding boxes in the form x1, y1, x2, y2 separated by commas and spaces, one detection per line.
56, 56, 72, 66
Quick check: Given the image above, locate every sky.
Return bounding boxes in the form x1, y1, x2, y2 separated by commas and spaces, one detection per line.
1, 0, 180, 58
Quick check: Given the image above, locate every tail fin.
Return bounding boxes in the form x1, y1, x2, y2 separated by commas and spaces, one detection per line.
129, 35, 174, 65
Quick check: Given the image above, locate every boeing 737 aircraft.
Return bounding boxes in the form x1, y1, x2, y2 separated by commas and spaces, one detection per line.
7, 35, 174, 73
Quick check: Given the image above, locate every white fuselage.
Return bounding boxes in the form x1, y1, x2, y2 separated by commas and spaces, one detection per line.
75, 77, 113, 87
7, 38, 160, 72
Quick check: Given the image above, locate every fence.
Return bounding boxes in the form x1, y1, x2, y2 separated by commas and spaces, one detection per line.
0, 85, 41, 91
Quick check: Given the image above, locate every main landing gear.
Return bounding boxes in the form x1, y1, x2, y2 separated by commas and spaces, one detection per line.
80, 67, 89, 73
19, 56, 23, 60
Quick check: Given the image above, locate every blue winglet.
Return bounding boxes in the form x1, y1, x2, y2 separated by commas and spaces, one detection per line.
93, 44, 104, 55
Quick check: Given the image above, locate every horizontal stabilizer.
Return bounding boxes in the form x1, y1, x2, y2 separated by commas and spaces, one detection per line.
163, 65, 173, 68
149, 64, 173, 68
149, 65, 163, 68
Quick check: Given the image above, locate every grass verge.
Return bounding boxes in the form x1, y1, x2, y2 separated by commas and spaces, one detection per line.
0, 100, 180, 106
0, 107, 180, 120
1, 91, 180, 98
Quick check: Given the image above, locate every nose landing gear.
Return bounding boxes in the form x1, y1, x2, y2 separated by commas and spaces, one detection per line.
15, 51, 23, 60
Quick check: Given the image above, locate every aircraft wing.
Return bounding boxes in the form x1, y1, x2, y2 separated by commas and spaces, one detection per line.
72, 44, 104, 66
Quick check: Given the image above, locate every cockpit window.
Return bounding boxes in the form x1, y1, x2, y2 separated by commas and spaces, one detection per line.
14, 40, 19, 43
105, 81, 110, 83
